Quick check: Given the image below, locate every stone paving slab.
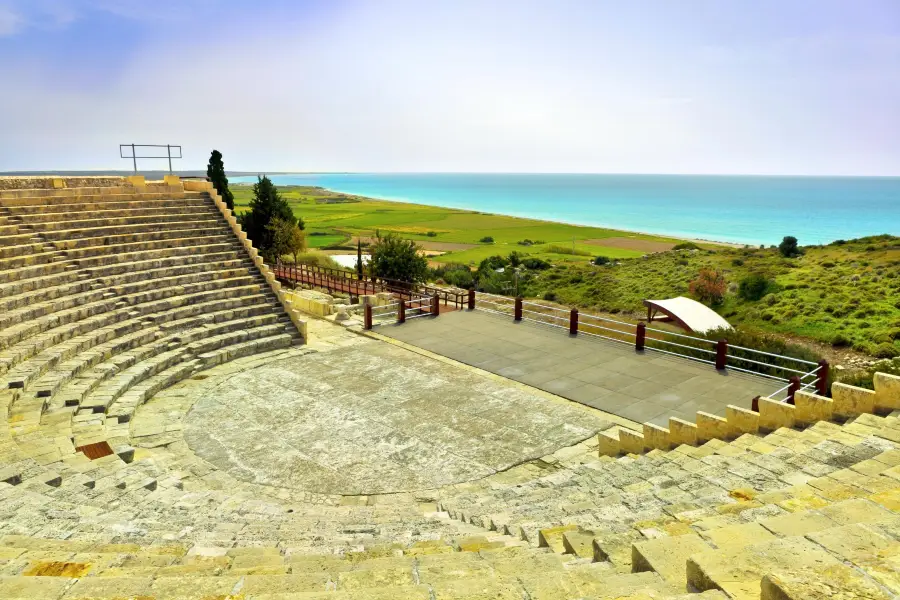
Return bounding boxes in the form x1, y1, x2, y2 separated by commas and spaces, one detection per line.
182, 327, 612, 495
380, 310, 783, 427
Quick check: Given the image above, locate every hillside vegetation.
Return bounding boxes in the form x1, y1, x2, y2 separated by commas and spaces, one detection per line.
516, 235, 900, 356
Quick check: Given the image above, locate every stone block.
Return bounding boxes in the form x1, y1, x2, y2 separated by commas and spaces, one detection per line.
597, 429, 621, 457
619, 428, 647, 455
697, 411, 729, 443
794, 390, 833, 425
874, 372, 900, 412
51, 178, 66, 189
727, 404, 759, 436
163, 174, 181, 186
758, 397, 796, 432
761, 564, 893, 600
632, 533, 712, 584
669, 417, 699, 446
643, 422, 672, 451
832, 382, 876, 419
125, 175, 145, 187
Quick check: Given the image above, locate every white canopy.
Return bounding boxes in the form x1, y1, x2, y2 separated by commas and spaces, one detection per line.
644, 296, 733, 334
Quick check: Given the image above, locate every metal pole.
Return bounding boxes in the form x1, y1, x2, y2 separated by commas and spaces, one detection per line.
132, 144, 137, 173
715, 339, 728, 371
816, 359, 830, 397
167, 144, 172, 173
569, 308, 578, 335
636, 322, 646, 351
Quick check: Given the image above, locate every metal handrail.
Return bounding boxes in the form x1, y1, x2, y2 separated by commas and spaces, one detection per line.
645, 326, 718, 346
728, 344, 819, 366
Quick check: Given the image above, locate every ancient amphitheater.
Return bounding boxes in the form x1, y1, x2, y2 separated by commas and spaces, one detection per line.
0, 176, 898, 599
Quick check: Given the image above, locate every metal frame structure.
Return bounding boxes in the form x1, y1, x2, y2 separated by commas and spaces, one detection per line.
119, 144, 183, 173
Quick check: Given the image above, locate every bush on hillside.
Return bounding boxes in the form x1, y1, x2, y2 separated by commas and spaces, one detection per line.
507, 251, 524, 267
831, 333, 852, 347
207, 149, 234, 211
478, 255, 510, 273
738, 273, 771, 301
431, 263, 474, 289
479, 236, 494, 243
873, 343, 900, 359
426, 231, 438, 237
779, 236, 802, 258
368, 232, 428, 283
689, 268, 727, 305
522, 257, 551, 270
673, 242, 700, 251
593, 256, 611, 266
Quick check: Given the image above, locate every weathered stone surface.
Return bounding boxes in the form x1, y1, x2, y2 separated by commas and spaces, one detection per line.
184, 341, 610, 494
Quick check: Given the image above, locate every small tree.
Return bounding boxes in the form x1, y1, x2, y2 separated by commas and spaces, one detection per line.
267, 218, 306, 263
778, 236, 801, 258
738, 273, 770, 301
507, 251, 523, 267
367, 232, 428, 283
240, 175, 296, 262
206, 150, 234, 211
689, 268, 727, 305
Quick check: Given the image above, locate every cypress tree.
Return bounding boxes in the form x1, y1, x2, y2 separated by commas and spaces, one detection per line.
241, 175, 296, 262
206, 149, 235, 211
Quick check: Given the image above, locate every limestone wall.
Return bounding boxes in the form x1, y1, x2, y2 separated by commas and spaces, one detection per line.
0, 175, 127, 190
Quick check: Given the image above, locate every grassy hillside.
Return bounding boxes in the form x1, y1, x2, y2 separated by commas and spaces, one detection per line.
518, 235, 900, 356
231, 184, 689, 264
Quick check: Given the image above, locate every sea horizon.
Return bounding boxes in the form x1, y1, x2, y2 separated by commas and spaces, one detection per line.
229, 173, 900, 247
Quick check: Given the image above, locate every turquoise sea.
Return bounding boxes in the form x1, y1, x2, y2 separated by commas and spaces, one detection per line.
230, 174, 900, 246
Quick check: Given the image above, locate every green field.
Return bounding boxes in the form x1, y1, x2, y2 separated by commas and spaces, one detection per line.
231, 184, 688, 265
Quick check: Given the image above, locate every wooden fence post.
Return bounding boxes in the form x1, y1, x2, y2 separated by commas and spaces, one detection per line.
636, 322, 646, 351
715, 339, 728, 370
433, 294, 440, 317
514, 297, 523, 321
468, 288, 476, 310
364, 304, 372, 330
787, 375, 801, 404
398, 300, 406, 324
569, 308, 578, 335
817, 359, 829, 396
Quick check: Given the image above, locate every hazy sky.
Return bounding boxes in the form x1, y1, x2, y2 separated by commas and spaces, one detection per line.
1, 0, 898, 175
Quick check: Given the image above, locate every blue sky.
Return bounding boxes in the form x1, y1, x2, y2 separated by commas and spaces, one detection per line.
1, 0, 898, 175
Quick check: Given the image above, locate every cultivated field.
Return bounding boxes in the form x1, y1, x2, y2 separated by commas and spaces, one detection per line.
231, 184, 688, 264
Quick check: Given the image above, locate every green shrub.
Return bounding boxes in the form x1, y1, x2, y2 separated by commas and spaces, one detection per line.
517, 239, 535, 246
593, 256, 612, 266
673, 242, 700, 251
778, 236, 802, 258
731, 258, 744, 266
821, 262, 836, 268
738, 273, 770, 301
831, 333, 852, 347
426, 231, 438, 237
522, 257, 551, 270
873, 343, 900, 359
546, 244, 591, 256
479, 236, 494, 243
543, 291, 557, 301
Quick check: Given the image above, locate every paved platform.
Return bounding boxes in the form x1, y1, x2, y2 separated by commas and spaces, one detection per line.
380, 310, 782, 427
182, 320, 611, 495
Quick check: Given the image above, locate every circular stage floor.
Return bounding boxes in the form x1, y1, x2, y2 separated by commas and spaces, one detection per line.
183, 341, 611, 495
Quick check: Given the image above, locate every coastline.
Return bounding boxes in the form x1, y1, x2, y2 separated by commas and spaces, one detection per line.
317, 184, 746, 249
234, 181, 743, 248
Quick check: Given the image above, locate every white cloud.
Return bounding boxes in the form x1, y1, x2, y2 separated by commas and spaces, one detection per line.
0, 3, 23, 36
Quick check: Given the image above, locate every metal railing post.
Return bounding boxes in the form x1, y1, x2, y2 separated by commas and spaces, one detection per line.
636, 322, 646, 351
715, 339, 728, 370
569, 308, 578, 335
433, 294, 440, 317
468, 288, 476, 310
514, 297, 523, 321
167, 144, 172, 173
364, 304, 372, 330
817, 359, 829, 396
398, 300, 406, 324
131, 143, 137, 173
787, 376, 801, 404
